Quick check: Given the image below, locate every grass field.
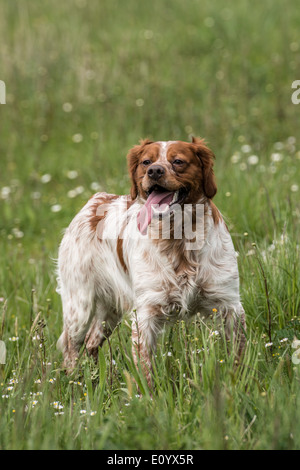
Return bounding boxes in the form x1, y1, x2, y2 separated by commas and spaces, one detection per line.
0, 0, 300, 450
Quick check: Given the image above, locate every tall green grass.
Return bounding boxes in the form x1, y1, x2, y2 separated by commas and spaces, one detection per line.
0, 0, 300, 449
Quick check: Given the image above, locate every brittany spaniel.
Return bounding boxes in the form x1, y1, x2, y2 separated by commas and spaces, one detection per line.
56, 137, 246, 386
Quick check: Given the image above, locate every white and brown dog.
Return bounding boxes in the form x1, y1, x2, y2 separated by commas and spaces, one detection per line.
57, 137, 246, 385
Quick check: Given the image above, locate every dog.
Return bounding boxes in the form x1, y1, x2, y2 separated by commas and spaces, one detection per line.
56, 137, 246, 386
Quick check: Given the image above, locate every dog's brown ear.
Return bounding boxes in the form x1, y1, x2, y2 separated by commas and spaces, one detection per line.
191, 136, 217, 199
127, 139, 153, 200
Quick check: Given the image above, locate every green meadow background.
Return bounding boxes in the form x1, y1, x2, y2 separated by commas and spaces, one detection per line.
0, 0, 300, 450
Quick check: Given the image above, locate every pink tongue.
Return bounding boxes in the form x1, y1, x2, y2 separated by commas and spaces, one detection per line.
137, 189, 174, 235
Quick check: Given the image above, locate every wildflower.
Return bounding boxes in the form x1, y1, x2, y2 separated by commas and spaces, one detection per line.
212, 308, 218, 313
280, 338, 288, 343
80, 409, 87, 414
274, 142, 284, 151
67, 190, 77, 198
1, 187, 11, 199
230, 153, 241, 164
41, 174, 52, 183
31, 191, 41, 200
51, 204, 62, 213
210, 330, 220, 337
291, 184, 299, 192
90, 411, 97, 416
241, 144, 251, 153
51, 401, 63, 410
8, 336, 19, 342
66, 170, 78, 179
62, 102, 73, 113
265, 342, 273, 348
135, 98, 144, 107
72, 133, 83, 143
167, 352, 172, 357
270, 153, 283, 162
247, 155, 259, 165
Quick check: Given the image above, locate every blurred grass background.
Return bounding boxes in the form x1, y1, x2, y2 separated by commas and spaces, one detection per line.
0, 0, 300, 450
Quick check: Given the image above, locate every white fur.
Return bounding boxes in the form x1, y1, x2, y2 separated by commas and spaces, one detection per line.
57, 190, 246, 382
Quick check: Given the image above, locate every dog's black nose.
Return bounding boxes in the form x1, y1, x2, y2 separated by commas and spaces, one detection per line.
147, 164, 165, 180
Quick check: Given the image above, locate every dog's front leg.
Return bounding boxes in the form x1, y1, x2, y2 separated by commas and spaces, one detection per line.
131, 310, 164, 389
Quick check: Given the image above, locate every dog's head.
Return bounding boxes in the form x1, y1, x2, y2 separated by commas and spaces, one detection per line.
127, 137, 217, 234
127, 137, 217, 201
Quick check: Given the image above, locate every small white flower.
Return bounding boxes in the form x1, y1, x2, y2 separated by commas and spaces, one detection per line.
280, 338, 288, 343
51, 204, 62, 213
247, 155, 259, 165
31, 191, 41, 200
136, 98, 144, 107
12, 229, 24, 239
80, 409, 87, 414
167, 351, 172, 356
209, 330, 220, 337
67, 170, 78, 179
90, 182, 102, 192
72, 133, 83, 143
62, 102, 73, 113
51, 401, 63, 409
241, 144, 251, 153
74, 186, 84, 195
271, 153, 283, 162
265, 342, 273, 348
239, 163, 247, 171
230, 153, 241, 164
273, 142, 284, 151
41, 174, 52, 183
291, 184, 299, 192
1, 187, 11, 199
67, 190, 77, 198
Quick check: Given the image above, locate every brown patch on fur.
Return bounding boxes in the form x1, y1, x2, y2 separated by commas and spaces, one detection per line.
89, 194, 119, 232
210, 201, 222, 225
191, 137, 217, 199
127, 139, 154, 200
117, 236, 128, 273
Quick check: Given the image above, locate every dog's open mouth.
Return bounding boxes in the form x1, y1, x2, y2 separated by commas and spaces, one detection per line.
137, 185, 189, 235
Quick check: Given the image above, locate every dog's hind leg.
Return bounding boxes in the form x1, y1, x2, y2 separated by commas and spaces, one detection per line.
84, 304, 121, 360
57, 289, 95, 371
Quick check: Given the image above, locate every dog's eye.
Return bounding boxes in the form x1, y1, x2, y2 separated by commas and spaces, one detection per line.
142, 159, 152, 166
173, 159, 184, 165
